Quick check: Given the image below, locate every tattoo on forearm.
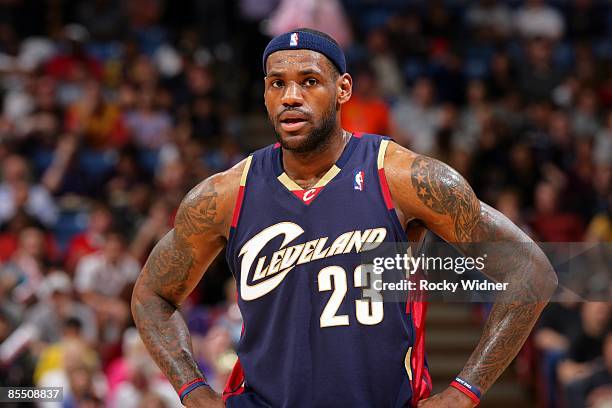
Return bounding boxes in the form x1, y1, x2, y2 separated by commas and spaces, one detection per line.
457, 212, 546, 392
132, 286, 203, 388
459, 208, 553, 393
410, 156, 480, 241
410, 156, 555, 394
141, 231, 193, 300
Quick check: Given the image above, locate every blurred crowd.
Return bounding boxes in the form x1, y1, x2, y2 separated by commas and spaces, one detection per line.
0, 0, 610, 407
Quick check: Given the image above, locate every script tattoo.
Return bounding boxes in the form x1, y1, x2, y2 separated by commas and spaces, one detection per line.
410, 156, 480, 241
132, 180, 224, 390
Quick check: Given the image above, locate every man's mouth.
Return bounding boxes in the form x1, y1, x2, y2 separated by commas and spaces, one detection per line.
279, 117, 308, 132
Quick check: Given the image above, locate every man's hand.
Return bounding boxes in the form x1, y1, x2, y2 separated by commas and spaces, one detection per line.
417, 387, 475, 408
183, 386, 225, 408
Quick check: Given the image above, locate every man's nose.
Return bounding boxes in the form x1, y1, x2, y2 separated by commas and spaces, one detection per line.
281, 81, 303, 107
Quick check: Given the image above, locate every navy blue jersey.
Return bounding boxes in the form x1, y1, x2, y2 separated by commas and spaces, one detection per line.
223, 133, 431, 407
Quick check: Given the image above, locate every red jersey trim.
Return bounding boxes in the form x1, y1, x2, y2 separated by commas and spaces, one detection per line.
230, 156, 253, 229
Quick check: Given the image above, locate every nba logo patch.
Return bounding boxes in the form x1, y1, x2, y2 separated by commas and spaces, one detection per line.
289, 33, 299, 47
353, 169, 364, 191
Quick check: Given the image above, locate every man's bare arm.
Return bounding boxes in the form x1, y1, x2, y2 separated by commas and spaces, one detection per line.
131, 162, 243, 403
385, 143, 557, 406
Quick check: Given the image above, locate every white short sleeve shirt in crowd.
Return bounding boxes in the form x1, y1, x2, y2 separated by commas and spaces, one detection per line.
75, 252, 140, 297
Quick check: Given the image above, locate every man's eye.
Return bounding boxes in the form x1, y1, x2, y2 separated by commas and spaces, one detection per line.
271, 80, 284, 88
304, 78, 317, 86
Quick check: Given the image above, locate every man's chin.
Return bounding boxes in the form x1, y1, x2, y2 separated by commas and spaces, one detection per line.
276, 131, 312, 151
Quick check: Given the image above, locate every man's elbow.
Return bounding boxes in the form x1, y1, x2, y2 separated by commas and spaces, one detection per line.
533, 250, 558, 301
130, 279, 147, 321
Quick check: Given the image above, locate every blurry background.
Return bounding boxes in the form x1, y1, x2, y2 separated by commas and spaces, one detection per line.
0, 0, 610, 407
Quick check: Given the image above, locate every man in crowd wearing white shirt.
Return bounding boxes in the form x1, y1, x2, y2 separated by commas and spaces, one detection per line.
75, 231, 140, 343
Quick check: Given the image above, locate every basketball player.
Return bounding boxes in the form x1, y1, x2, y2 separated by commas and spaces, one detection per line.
132, 29, 557, 407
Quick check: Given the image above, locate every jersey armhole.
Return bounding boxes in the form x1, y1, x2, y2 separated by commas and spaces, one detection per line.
377, 139, 394, 210
229, 155, 253, 237
376, 139, 409, 240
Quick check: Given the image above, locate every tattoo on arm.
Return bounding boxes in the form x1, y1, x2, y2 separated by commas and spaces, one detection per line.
456, 207, 550, 393
132, 180, 225, 390
410, 156, 480, 241
409, 155, 556, 394
175, 185, 223, 236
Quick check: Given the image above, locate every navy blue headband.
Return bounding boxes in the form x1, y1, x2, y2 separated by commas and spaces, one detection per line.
262, 31, 346, 75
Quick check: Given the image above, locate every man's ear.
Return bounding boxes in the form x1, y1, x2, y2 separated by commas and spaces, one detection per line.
337, 73, 352, 105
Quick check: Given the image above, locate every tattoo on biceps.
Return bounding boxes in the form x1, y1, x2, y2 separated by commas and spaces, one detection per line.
175, 183, 223, 236
143, 181, 223, 299
410, 156, 480, 241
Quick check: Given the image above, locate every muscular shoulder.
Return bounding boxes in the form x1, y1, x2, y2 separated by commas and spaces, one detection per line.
174, 159, 247, 241
382, 141, 480, 241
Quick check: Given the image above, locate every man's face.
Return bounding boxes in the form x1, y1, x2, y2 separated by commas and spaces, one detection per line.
104, 236, 124, 262
264, 50, 349, 153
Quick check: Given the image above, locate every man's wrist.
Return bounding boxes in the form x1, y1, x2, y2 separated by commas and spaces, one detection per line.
181, 385, 222, 407
178, 377, 211, 403
442, 386, 477, 407
448, 376, 481, 407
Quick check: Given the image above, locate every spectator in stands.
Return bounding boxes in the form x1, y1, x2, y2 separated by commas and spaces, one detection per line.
13, 76, 63, 156
391, 77, 440, 154
559, 302, 611, 386
0, 154, 58, 228
75, 0, 126, 42
44, 24, 103, 82
40, 134, 79, 195
514, 0, 565, 40
465, 0, 512, 41
25, 271, 97, 346
518, 37, 565, 103
535, 299, 582, 407
155, 159, 188, 210
486, 51, 515, 100
495, 189, 533, 236
454, 79, 490, 153
530, 181, 585, 241
572, 88, 601, 139
1, 227, 51, 306
0, 313, 37, 388
65, 203, 113, 274
545, 110, 574, 172
566, 328, 612, 408
124, 85, 171, 150
129, 199, 171, 263
75, 231, 140, 344
365, 28, 404, 99
340, 66, 390, 136
64, 80, 128, 150
107, 328, 179, 408
36, 334, 107, 406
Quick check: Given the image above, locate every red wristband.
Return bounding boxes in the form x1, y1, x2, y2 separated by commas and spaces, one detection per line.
450, 377, 481, 406
178, 377, 210, 403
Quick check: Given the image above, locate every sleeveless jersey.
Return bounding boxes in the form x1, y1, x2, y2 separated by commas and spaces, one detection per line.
223, 133, 431, 407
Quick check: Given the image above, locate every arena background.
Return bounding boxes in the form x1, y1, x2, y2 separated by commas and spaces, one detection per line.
0, 0, 610, 407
